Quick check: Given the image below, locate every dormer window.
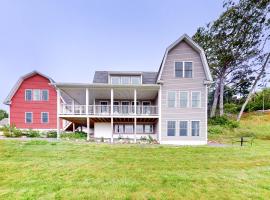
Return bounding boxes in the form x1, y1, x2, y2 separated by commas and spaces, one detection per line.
110, 75, 141, 85
175, 61, 193, 78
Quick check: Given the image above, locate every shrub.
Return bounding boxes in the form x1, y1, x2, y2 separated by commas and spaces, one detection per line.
61, 131, 87, 139
47, 131, 57, 138
209, 116, 239, 128
25, 129, 40, 138
224, 103, 239, 114
208, 125, 224, 135
2, 125, 22, 137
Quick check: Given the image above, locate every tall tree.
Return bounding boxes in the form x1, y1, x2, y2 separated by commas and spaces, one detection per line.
193, 0, 270, 117
0, 109, 8, 121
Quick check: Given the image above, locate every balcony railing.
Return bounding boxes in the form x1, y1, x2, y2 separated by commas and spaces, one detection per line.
60, 104, 158, 116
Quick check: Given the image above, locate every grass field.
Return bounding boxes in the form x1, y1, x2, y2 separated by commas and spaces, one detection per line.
0, 139, 270, 200
1, 113, 270, 200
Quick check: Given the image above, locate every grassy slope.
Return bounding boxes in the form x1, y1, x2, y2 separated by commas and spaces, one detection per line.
209, 112, 270, 142
0, 139, 270, 200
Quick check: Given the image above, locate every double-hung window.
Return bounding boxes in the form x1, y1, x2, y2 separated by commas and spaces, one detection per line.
167, 121, 176, 136
175, 61, 193, 78
191, 121, 200, 136
144, 125, 153, 133
179, 121, 188, 136
125, 125, 134, 133
121, 76, 130, 85
111, 76, 121, 84
41, 90, 49, 101
41, 112, 49, 123
131, 76, 141, 85
192, 92, 201, 108
25, 112, 33, 123
179, 91, 188, 108
136, 125, 144, 133
33, 89, 41, 101
115, 124, 124, 133
168, 91, 176, 108
25, 90, 32, 101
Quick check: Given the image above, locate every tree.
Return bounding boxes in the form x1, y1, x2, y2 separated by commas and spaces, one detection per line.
0, 109, 8, 121
193, 0, 270, 117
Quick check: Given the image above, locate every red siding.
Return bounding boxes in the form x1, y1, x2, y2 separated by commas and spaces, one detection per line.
10, 74, 57, 129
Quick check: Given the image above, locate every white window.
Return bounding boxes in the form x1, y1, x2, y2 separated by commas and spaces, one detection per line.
192, 92, 201, 108
41, 90, 49, 101
25, 89, 32, 101
124, 124, 134, 133
175, 61, 193, 78
25, 112, 33, 123
144, 125, 153, 133
115, 124, 124, 133
179, 121, 188, 136
167, 121, 176, 136
191, 121, 200, 136
111, 76, 121, 85
41, 112, 49, 123
175, 62, 183, 77
33, 89, 41, 101
168, 91, 176, 108
121, 76, 130, 85
136, 125, 144, 133
131, 76, 141, 85
179, 91, 188, 108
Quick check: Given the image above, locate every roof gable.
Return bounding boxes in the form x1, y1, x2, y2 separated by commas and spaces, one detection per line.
157, 34, 213, 82
4, 71, 55, 105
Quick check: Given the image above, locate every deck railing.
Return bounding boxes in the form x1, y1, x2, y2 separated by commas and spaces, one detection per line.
60, 104, 158, 116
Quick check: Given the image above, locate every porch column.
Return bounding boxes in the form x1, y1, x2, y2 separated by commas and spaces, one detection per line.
73, 123, 75, 132
158, 85, 162, 143
111, 117, 113, 143
134, 89, 137, 142
111, 88, 114, 115
86, 88, 89, 115
87, 117, 90, 141
56, 89, 61, 139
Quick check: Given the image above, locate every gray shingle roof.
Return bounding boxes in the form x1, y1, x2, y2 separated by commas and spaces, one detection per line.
93, 71, 158, 84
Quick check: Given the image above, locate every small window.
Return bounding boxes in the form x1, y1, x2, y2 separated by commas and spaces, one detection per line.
179, 121, 188, 136
168, 91, 176, 108
121, 77, 130, 85
131, 76, 141, 85
175, 62, 183, 77
33, 89, 41, 101
115, 124, 124, 133
144, 125, 153, 133
25, 90, 32, 101
191, 121, 200, 136
41, 90, 49, 101
125, 124, 134, 133
192, 92, 201, 108
41, 112, 49, 123
136, 125, 144, 133
184, 62, 193, 78
179, 92, 188, 108
111, 76, 121, 84
25, 112, 33, 123
167, 121, 176, 136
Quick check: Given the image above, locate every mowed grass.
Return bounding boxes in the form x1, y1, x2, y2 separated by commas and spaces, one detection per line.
0, 139, 270, 200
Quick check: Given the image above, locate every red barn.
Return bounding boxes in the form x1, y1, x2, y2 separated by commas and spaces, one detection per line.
4, 71, 58, 130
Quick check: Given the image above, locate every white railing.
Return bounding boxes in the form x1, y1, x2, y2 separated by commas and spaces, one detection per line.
60, 104, 158, 116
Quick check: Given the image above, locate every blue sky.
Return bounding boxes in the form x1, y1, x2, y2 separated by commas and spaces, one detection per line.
0, 0, 223, 110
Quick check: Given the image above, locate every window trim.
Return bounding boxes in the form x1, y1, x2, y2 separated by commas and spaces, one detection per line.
166, 120, 176, 136
174, 61, 193, 78
191, 91, 201, 108
179, 91, 189, 108
41, 90, 49, 101
179, 120, 189, 136
167, 91, 177, 108
25, 89, 32, 101
25, 112, 33, 124
191, 120, 200, 137
41, 112, 49, 124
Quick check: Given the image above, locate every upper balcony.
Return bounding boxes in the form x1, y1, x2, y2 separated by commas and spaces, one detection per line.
55, 83, 160, 117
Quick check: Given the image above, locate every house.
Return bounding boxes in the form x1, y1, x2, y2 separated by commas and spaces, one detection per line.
4, 71, 58, 130
4, 34, 212, 145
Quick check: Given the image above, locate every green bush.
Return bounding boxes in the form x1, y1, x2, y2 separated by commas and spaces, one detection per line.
209, 116, 239, 129
25, 129, 40, 138
2, 125, 22, 137
61, 131, 87, 139
47, 131, 57, 138
208, 125, 224, 135
224, 103, 239, 114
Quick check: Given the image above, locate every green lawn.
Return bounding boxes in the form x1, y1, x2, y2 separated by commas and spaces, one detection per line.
1, 139, 270, 199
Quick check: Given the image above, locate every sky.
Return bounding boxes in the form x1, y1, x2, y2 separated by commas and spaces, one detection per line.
0, 0, 224, 110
